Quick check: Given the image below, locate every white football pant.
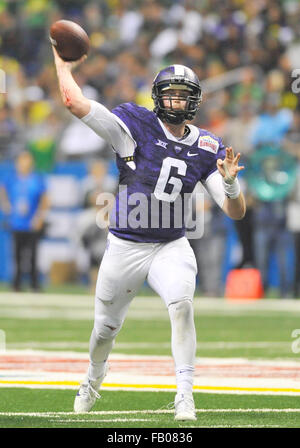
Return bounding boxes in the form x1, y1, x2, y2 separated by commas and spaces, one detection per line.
88, 232, 197, 394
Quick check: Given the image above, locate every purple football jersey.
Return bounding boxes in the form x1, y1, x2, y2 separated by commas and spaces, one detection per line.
109, 102, 225, 242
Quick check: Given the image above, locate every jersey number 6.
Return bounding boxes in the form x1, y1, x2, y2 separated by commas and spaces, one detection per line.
154, 157, 187, 202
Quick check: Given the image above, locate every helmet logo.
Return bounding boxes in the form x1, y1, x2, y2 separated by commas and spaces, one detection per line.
173, 64, 185, 76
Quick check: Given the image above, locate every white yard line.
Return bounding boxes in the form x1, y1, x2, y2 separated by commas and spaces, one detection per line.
50, 418, 151, 423
1, 294, 300, 314
0, 309, 94, 320
4, 341, 293, 350
1, 409, 300, 417
187, 425, 282, 428
5, 342, 90, 350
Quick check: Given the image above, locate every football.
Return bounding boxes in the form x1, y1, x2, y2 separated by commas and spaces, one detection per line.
50, 20, 90, 62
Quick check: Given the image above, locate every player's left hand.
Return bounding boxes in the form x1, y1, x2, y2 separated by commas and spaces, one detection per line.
217, 147, 245, 184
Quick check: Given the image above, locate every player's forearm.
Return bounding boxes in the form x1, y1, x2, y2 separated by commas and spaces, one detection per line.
56, 64, 80, 106
222, 193, 246, 220
55, 64, 90, 117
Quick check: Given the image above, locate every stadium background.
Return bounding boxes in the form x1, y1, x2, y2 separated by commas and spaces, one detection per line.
0, 0, 299, 297
2, 0, 300, 430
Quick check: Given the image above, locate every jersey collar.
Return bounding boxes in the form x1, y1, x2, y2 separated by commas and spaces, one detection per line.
157, 117, 199, 146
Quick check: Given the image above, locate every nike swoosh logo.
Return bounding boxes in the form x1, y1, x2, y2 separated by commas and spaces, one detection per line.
187, 151, 199, 157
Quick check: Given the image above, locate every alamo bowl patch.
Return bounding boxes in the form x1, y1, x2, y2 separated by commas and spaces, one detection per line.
198, 135, 219, 154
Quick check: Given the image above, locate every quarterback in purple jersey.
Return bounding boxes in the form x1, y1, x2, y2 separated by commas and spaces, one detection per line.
53, 47, 245, 421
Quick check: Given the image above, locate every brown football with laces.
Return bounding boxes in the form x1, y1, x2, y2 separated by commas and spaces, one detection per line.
50, 20, 90, 62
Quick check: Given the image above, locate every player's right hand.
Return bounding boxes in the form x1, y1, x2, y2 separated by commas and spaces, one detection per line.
52, 45, 87, 71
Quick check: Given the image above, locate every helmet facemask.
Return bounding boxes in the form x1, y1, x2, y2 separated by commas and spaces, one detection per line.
152, 72, 202, 125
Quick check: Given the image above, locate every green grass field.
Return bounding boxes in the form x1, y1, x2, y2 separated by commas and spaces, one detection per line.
2, 389, 300, 428
1, 289, 300, 428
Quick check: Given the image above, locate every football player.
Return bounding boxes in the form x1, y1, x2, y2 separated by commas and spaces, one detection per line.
52, 47, 246, 421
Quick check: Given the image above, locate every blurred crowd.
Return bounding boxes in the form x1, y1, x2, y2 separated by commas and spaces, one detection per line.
0, 0, 300, 297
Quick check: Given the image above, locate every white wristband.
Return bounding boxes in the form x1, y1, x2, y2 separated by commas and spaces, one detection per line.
222, 177, 240, 199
